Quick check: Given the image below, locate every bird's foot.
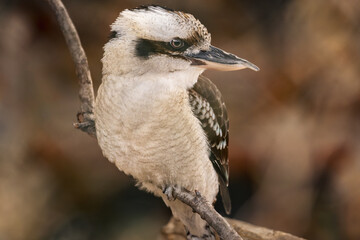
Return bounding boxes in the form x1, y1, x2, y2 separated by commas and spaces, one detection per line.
162, 185, 178, 201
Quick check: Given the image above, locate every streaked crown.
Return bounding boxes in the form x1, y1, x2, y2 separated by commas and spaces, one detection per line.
111, 5, 211, 46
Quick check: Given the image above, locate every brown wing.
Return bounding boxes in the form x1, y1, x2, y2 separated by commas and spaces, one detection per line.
188, 75, 231, 214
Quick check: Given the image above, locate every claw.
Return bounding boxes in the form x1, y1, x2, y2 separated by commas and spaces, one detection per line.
163, 185, 176, 201
195, 190, 202, 197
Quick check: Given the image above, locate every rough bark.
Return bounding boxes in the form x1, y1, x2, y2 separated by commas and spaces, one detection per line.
171, 188, 241, 240
161, 217, 306, 240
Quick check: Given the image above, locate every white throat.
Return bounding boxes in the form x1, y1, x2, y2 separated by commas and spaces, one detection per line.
104, 68, 203, 96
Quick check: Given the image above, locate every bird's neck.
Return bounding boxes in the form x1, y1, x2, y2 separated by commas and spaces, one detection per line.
102, 69, 203, 97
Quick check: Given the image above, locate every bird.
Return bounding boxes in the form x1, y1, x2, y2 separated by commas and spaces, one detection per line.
94, 5, 259, 240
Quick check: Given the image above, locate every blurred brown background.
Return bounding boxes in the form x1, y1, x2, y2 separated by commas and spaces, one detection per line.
1, 0, 360, 239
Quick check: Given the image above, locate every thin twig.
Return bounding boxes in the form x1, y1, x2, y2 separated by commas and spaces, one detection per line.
172, 187, 242, 240
47, 0, 96, 137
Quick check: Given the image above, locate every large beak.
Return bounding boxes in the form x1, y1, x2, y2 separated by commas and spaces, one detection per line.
186, 45, 259, 72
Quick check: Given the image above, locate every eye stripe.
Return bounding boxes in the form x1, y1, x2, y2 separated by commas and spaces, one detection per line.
135, 38, 190, 59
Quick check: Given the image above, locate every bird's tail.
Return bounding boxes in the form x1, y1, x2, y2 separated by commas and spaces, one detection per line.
219, 176, 231, 215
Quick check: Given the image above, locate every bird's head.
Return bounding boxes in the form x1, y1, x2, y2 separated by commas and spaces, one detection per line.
103, 5, 259, 78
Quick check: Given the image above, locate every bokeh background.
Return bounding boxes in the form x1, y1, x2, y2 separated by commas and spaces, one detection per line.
1, 0, 360, 239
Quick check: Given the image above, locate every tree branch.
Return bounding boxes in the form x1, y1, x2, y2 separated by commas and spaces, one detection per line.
161, 217, 306, 240
171, 187, 242, 240
47, 0, 96, 137
47, 1, 306, 240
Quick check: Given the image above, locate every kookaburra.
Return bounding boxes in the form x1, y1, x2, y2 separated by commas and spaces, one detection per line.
95, 5, 259, 240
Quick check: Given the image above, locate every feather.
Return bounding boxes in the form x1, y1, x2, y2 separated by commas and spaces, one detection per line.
188, 75, 231, 214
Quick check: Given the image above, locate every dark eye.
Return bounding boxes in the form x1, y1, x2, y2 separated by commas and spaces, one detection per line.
170, 39, 184, 49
